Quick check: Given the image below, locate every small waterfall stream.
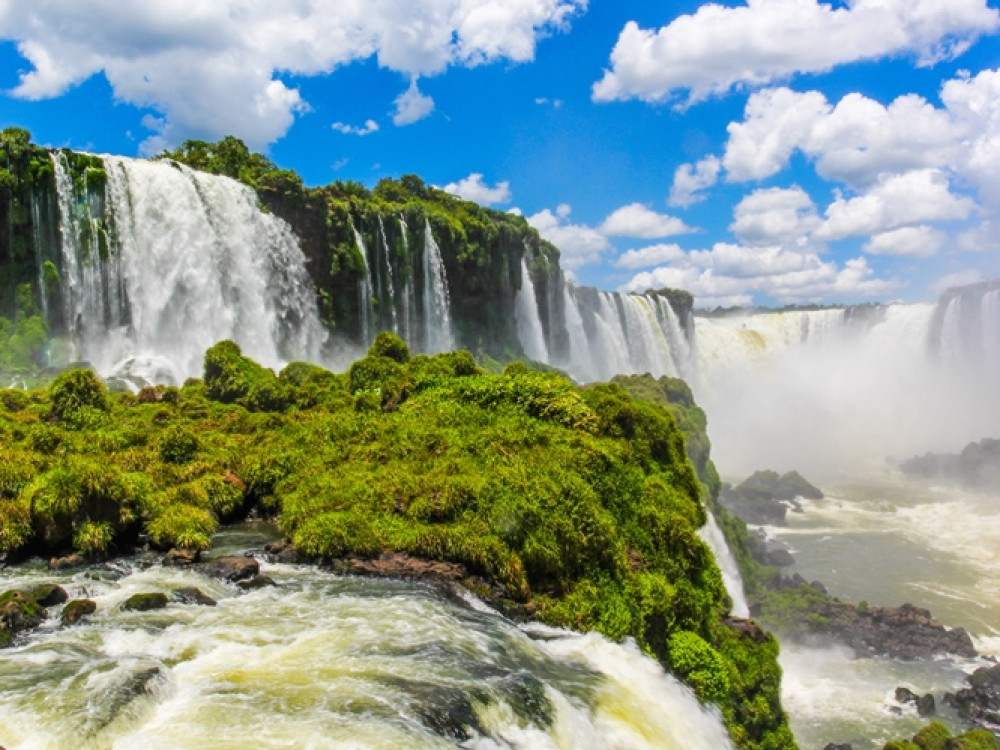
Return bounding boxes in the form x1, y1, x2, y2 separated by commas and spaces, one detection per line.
422, 218, 454, 354
515, 258, 549, 363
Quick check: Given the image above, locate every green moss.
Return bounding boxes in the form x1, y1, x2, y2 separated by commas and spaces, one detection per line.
667, 630, 731, 703
49, 369, 108, 425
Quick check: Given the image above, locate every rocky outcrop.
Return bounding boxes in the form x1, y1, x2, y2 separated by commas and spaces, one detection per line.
944, 664, 1000, 733
895, 687, 936, 717
763, 580, 977, 660
901, 437, 1000, 494
719, 470, 823, 526
327, 552, 466, 582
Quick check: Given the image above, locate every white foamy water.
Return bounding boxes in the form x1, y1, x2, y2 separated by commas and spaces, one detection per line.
0, 533, 732, 750
748, 469, 1000, 748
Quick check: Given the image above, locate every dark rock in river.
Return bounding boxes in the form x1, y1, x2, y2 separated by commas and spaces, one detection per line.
30, 583, 68, 607
0, 589, 46, 646
164, 548, 200, 566
121, 592, 169, 612
198, 554, 260, 582
48, 553, 87, 571
944, 664, 1000, 733
237, 574, 276, 591
264, 540, 306, 564
172, 587, 217, 606
895, 687, 936, 716
328, 552, 466, 582
61, 599, 97, 625
765, 548, 796, 567
823, 744, 853, 750
767, 580, 978, 660
719, 469, 823, 526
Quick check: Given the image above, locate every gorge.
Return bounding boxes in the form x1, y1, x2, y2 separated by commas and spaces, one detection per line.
3, 132, 1000, 750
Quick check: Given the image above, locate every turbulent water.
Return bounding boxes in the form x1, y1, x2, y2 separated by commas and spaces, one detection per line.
754, 469, 1000, 749
0, 531, 733, 750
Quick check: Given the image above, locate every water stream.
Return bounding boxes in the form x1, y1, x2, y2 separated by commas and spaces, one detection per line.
0, 529, 734, 750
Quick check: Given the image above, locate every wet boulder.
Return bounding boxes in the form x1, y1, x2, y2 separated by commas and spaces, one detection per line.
198, 555, 260, 582
0, 589, 45, 646
49, 554, 87, 571
172, 588, 217, 606
944, 664, 1000, 733
237, 574, 276, 591
30, 584, 68, 607
121, 593, 169, 612
61, 599, 97, 625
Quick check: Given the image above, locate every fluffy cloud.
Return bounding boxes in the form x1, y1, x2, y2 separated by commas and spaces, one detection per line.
332, 119, 380, 136
668, 156, 721, 208
724, 87, 964, 186
392, 80, 436, 126
592, 0, 999, 104
863, 226, 946, 257
527, 204, 610, 269
622, 246, 897, 308
441, 173, 512, 205
931, 269, 987, 294
598, 203, 694, 238
0, 0, 586, 149
817, 169, 975, 240
613, 243, 686, 270
729, 186, 820, 247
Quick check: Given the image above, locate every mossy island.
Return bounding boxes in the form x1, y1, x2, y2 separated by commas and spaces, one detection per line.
0, 332, 795, 750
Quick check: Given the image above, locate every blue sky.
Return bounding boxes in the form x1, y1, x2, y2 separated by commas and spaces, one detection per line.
2, 0, 1000, 307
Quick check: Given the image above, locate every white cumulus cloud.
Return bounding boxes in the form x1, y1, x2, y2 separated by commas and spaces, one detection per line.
441, 173, 512, 205
528, 204, 610, 269
729, 186, 820, 247
332, 119, 380, 136
668, 156, 721, 208
817, 169, 976, 241
613, 243, 686, 270
863, 225, 946, 257
598, 203, 694, 238
592, 0, 999, 104
0, 0, 587, 149
392, 79, 436, 126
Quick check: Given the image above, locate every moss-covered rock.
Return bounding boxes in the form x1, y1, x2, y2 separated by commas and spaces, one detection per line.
61, 598, 97, 625
121, 592, 169, 612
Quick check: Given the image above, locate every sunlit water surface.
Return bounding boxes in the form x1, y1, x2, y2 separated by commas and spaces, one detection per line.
0, 529, 733, 750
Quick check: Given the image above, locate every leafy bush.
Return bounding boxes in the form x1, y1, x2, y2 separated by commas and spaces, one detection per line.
667, 630, 731, 703
49, 369, 108, 425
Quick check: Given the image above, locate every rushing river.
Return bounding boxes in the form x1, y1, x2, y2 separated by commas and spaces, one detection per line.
0, 529, 733, 750
755, 468, 1000, 749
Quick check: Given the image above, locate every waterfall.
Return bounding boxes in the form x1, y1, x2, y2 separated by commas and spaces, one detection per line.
515, 258, 549, 362
398, 216, 415, 347
350, 219, 375, 348
421, 218, 454, 354
620, 294, 678, 378
377, 217, 398, 335
49, 154, 324, 383
561, 285, 595, 381
698, 512, 750, 619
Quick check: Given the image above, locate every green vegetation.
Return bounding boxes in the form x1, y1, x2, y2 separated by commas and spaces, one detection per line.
0, 338, 793, 748
883, 721, 1000, 750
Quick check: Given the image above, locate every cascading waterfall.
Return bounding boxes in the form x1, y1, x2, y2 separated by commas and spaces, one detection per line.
377, 217, 398, 335
698, 513, 750, 619
50, 154, 324, 383
422, 218, 454, 354
515, 258, 549, 362
351, 219, 376, 348
398, 216, 415, 347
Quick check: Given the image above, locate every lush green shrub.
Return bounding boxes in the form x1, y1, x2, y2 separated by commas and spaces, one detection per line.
369, 331, 410, 363
73, 520, 114, 555
667, 630, 731, 703
49, 369, 108, 425
159, 427, 199, 464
